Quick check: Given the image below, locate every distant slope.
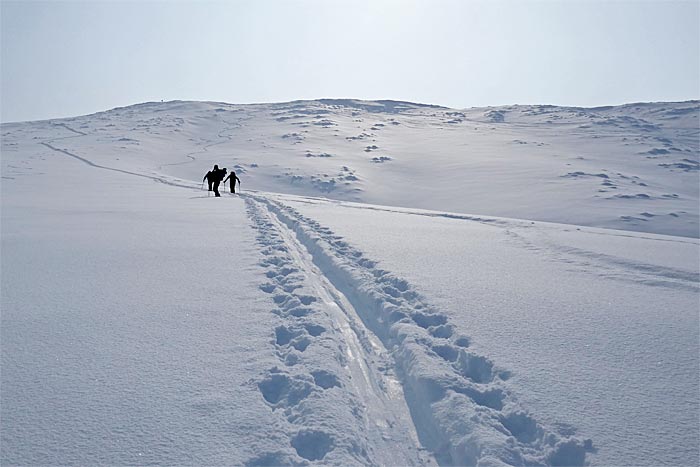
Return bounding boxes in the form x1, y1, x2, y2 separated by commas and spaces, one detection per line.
2, 98, 698, 237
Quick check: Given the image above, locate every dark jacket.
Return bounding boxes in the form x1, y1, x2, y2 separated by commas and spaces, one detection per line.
204, 168, 227, 183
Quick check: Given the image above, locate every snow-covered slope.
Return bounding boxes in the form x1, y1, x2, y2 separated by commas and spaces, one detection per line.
1, 100, 698, 466
267, 193, 698, 467
3, 98, 698, 237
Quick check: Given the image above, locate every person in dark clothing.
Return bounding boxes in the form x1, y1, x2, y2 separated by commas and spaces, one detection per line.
223, 170, 241, 193
203, 165, 227, 197
212, 167, 226, 197
203, 169, 214, 192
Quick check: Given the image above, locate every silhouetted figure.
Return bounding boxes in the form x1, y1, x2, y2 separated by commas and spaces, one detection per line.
203, 169, 214, 192
224, 170, 241, 193
203, 165, 227, 197
213, 167, 227, 197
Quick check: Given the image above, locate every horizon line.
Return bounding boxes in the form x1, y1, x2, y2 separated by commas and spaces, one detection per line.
2, 96, 699, 125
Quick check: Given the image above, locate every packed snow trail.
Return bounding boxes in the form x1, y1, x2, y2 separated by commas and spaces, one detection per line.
245, 194, 592, 466
245, 199, 432, 466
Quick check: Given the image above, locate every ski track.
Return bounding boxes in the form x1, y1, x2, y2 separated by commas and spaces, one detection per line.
501, 230, 699, 293
40, 120, 248, 191
245, 199, 431, 466
282, 196, 697, 245
34, 126, 593, 465
39, 124, 201, 192
246, 194, 593, 467
279, 195, 698, 291
52, 122, 87, 136
156, 115, 249, 171
282, 196, 697, 244
41, 141, 194, 191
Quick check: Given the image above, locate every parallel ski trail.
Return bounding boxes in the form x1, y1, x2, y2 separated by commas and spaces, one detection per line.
247, 198, 431, 466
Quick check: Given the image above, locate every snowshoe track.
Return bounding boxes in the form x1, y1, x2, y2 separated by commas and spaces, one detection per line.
245, 198, 430, 466
247, 194, 593, 466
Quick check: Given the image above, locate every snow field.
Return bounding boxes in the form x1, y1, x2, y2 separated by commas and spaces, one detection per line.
1, 157, 288, 465
2, 98, 698, 466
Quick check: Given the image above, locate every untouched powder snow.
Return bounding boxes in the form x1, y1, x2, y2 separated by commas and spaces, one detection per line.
1, 99, 699, 466
1, 162, 283, 464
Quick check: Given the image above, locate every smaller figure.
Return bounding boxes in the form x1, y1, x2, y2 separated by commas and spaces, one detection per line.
224, 170, 241, 194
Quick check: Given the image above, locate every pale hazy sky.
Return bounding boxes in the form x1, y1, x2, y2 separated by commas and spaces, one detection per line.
1, 0, 698, 122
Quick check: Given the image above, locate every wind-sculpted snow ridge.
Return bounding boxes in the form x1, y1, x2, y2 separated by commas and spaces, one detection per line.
254, 195, 594, 467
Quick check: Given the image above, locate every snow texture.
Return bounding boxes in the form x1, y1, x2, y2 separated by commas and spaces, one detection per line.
1, 99, 698, 466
